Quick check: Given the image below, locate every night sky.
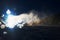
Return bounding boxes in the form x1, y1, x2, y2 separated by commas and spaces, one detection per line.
0, 0, 60, 40
0, 0, 60, 15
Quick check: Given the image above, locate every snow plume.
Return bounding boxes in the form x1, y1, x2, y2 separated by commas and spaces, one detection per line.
5, 11, 41, 28
1, 10, 59, 29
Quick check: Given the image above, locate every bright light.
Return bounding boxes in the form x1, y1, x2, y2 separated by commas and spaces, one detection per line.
5, 15, 24, 28
2, 10, 40, 29
5, 9, 15, 28
3, 31, 7, 34
5, 14, 27, 28
3, 9, 27, 29
6, 9, 11, 14
6, 15, 16, 28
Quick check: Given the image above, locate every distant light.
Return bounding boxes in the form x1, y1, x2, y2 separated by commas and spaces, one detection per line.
1, 24, 6, 29
2, 14, 4, 17
3, 31, 7, 34
6, 9, 11, 14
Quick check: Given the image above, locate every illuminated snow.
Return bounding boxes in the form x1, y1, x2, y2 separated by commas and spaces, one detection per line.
5, 14, 26, 28
3, 11, 40, 29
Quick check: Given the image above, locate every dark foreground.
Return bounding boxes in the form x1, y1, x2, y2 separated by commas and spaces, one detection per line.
0, 26, 60, 40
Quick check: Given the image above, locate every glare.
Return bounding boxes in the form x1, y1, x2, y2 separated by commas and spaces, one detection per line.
6, 9, 11, 14
5, 15, 24, 28
5, 9, 16, 28
3, 9, 27, 28
6, 15, 16, 28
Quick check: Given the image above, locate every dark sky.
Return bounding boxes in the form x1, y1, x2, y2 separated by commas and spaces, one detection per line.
0, 0, 60, 15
